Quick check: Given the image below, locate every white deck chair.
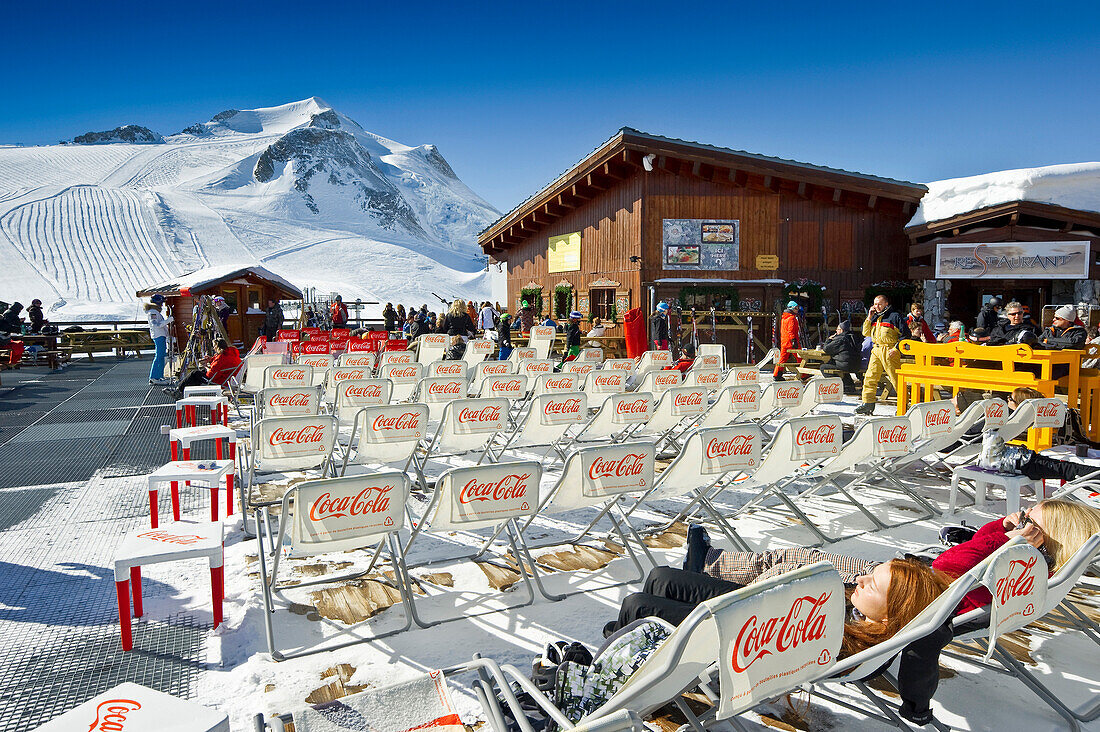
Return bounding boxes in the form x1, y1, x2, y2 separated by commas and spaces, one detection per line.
716, 365, 759, 393
333, 378, 392, 430
322, 365, 374, 409
778, 376, 840, 419
410, 398, 510, 480
256, 386, 322, 420
602, 358, 635, 372
694, 384, 763, 430
477, 374, 530, 407
487, 392, 588, 462
508, 346, 537, 364
404, 461, 563, 607
521, 359, 557, 381
379, 362, 426, 403
413, 375, 468, 422
756, 380, 806, 423
532, 372, 580, 397
622, 385, 706, 450
528, 325, 557, 360
949, 534, 1100, 728
242, 354, 287, 394
257, 472, 425, 659
295, 353, 333, 373
696, 343, 726, 370
521, 443, 658, 590
583, 370, 627, 407
578, 347, 604, 363
477, 562, 845, 732
463, 338, 495, 366
567, 392, 654, 449
686, 368, 722, 392
341, 403, 429, 485
633, 350, 673, 376
562, 361, 595, 379
264, 340, 290, 356
946, 397, 1067, 466
427, 359, 468, 380
339, 351, 377, 371
262, 363, 314, 389
416, 333, 449, 365
635, 369, 682, 395
379, 349, 416, 368
469, 359, 515, 394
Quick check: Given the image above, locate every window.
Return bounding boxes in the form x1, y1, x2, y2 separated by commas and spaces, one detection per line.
247, 287, 263, 314
220, 288, 239, 315
590, 288, 615, 320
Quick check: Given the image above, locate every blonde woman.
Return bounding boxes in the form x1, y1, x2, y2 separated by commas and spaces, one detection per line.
438, 298, 475, 340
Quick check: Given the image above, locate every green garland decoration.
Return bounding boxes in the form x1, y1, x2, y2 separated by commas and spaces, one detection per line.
553, 285, 574, 318
783, 278, 827, 311
864, 280, 916, 310
678, 285, 740, 311
519, 287, 543, 317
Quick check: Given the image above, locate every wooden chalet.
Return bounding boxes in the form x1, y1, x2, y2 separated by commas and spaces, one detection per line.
907, 200, 1100, 320
479, 128, 927, 352
136, 265, 302, 347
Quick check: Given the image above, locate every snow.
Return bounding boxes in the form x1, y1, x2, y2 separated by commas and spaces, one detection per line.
909, 162, 1100, 227
0, 98, 501, 322
140, 263, 302, 298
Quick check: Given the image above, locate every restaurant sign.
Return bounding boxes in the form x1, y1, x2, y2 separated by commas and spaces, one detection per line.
935, 241, 1090, 280
548, 232, 581, 273
662, 219, 740, 270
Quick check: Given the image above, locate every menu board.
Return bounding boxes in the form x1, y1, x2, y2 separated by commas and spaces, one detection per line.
662, 219, 740, 270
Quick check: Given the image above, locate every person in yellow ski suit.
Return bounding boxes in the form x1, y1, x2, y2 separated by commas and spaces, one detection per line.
856, 294, 905, 415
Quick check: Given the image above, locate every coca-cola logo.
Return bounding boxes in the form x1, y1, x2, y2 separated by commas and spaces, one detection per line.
567, 363, 593, 374
545, 377, 574, 390
343, 356, 374, 366
88, 698, 142, 731
1036, 403, 1059, 418
388, 366, 419, 379
700, 355, 720, 366
458, 473, 529, 503
924, 408, 950, 428
309, 485, 392, 521
491, 378, 523, 393
987, 403, 1005, 419
473, 341, 493, 351
334, 369, 366, 381
270, 425, 325, 446
735, 369, 757, 382
372, 411, 421, 431
584, 349, 602, 358
817, 382, 840, 397
515, 349, 535, 360
731, 592, 832, 673
344, 384, 382, 399
615, 399, 649, 415
301, 343, 330, 354
435, 363, 464, 375
697, 372, 720, 384
777, 386, 801, 401
387, 353, 413, 363
732, 388, 758, 404
427, 380, 463, 395
301, 357, 330, 367
483, 364, 510, 375
423, 334, 447, 345
593, 374, 621, 387
673, 391, 703, 408
588, 453, 646, 480
608, 361, 632, 370
458, 405, 502, 423
269, 392, 311, 408
651, 352, 671, 362
544, 398, 582, 415
995, 556, 1037, 606
272, 368, 306, 381
795, 424, 836, 446
876, 424, 908, 444
655, 374, 679, 386
706, 434, 755, 458
527, 362, 551, 373
136, 530, 202, 546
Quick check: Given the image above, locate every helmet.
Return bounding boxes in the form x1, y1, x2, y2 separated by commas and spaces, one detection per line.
569, 311, 582, 319
786, 300, 799, 310
150, 294, 165, 305
987, 297, 1002, 308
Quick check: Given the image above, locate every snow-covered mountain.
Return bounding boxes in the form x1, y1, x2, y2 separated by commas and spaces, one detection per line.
0, 97, 500, 320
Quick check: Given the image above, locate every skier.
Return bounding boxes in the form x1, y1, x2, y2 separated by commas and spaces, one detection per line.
856, 294, 904, 415
650, 302, 670, 351
145, 294, 173, 385
26, 299, 45, 333
331, 295, 349, 328
382, 303, 398, 332
477, 301, 499, 337
975, 297, 1003, 333
496, 312, 514, 360
772, 301, 801, 381
560, 311, 582, 364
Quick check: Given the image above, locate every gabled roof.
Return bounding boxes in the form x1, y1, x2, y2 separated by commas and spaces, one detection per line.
479, 128, 927, 254
136, 264, 302, 298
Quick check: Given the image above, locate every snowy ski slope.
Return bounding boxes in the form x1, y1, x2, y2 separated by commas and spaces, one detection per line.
0, 98, 500, 320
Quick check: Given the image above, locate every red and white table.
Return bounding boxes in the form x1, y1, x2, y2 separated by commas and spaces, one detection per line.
146, 460, 235, 526
113, 521, 224, 652
169, 424, 237, 462
34, 681, 229, 731
175, 395, 229, 428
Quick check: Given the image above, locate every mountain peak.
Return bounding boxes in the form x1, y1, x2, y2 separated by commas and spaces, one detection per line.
72, 125, 162, 145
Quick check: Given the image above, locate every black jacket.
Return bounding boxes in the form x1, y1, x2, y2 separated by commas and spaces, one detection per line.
822, 331, 861, 372
650, 313, 669, 341
26, 304, 44, 333
565, 322, 581, 350
497, 320, 513, 348
408, 320, 429, 341
976, 305, 1002, 333
264, 304, 283, 336
987, 321, 1040, 345
0, 302, 23, 335
438, 312, 475, 338
1040, 323, 1087, 350
382, 307, 397, 332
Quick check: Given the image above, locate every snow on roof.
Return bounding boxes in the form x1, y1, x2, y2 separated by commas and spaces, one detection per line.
137, 263, 302, 297
908, 162, 1100, 228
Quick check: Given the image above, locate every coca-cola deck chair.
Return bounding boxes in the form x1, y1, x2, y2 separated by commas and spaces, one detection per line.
411, 398, 510, 478
714, 365, 760, 395
404, 461, 566, 608
695, 343, 726, 370
685, 367, 722, 395
463, 337, 496, 367
469, 359, 516, 395
753, 380, 806, 425
338, 350, 377, 372
554, 392, 654, 461
295, 352, 334, 374
332, 379, 393, 461
483, 392, 588, 464
620, 385, 707, 453
508, 346, 537, 365
379, 361, 426, 403
578, 346, 604, 363
244, 415, 338, 544
582, 370, 627, 412
475, 562, 845, 732
241, 354, 288, 394
693, 384, 763, 431
634, 369, 682, 396
256, 386, 323, 422
718, 415, 847, 545
416, 333, 449, 365
532, 372, 580, 397
528, 325, 557, 360
947, 534, 1100, 728
623, 424, 766, 552
602, 358, 636, 373
518, 443, 658, 595
322, 365, 376, 411
413, 375, 469, 424
427, 359, 468, 381
341, 404, 429, 495
262, 363, 315, 389
941, 397, 1066, 469
256, 472, 428, 660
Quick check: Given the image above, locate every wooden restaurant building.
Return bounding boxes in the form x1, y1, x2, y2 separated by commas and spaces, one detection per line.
478, 128, 927, 352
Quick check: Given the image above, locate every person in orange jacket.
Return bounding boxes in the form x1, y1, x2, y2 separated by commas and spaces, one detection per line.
330, 295, 349, 328
773, 301, 800, 380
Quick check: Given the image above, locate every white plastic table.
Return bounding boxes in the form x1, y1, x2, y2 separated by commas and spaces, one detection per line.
949, 465, 1042, 516
175, 395, 229, 428
33, 681, 229, 731
113, 521, 224, 652
183, 385, 223, 398
146, 460, 235, 526
169, 424, 237, 462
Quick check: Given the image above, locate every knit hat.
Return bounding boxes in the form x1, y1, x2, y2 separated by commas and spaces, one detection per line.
501, 312, 511, 320
838, 320, 851, 333
150, 294, 165, 305
1055, 304, 1076, 321
569, 311, 582, 319
656, 302, 669, 313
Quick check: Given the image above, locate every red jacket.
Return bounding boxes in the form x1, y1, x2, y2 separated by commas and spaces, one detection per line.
779, 311, 799, 351
932, 519, 1013, 614
205, 347, 242, 385
664, 357, 694, 374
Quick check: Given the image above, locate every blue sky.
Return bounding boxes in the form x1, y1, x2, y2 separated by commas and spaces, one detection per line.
2, 1, 1098, 213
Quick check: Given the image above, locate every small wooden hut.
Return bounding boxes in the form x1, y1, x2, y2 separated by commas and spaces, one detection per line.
136, 265, 302, 347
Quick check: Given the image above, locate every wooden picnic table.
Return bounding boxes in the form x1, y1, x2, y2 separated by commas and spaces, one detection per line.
62, 329, 153, 361
17, 333, 63, 369
512, 332, 628, 358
